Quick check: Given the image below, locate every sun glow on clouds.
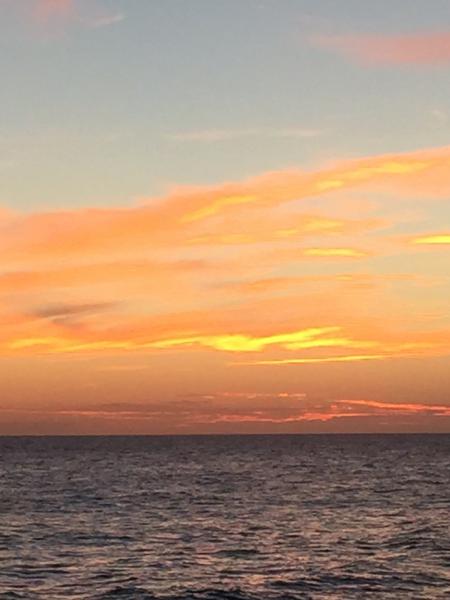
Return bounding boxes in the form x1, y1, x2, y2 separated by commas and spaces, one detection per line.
0, 144, 450, 432
1, 145, 449, 262
302, 248, 369, 258
411, 234, 450, 245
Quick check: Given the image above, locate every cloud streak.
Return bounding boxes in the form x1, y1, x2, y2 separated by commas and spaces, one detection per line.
3, 318, 449, 366
8, 0, 125, 31
86, 12, 125, 29
2, 394, 448, 432
167, 128, 325, 143
311, 31, 450, 66
410, 233, 450, 246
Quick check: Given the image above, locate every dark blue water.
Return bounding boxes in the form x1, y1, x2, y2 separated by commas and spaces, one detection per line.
0, 435, 448, 599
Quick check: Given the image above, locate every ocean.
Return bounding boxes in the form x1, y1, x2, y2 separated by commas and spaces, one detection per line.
0, 434, 448, 599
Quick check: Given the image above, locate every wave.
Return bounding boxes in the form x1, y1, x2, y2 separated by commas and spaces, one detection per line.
93, 588, 265, 600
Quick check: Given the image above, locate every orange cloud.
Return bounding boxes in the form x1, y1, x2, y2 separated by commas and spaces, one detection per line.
0, 260, 208, 295
187, 214, 381, 246
1, 145, 449, 263
312, 31, 450, 66
181, 195, 256, 223
0, 144, 449, 399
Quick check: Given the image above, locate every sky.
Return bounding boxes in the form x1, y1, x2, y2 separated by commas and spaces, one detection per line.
0, 0, 449, 435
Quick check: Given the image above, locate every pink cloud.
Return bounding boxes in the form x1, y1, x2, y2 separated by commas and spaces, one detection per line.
189, 396, 450, 425
312, 31, 450, 66
34, 0, 74, 23
21, 1, 124, 30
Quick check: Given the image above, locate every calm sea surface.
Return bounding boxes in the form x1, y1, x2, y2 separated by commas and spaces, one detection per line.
0, 434, 448, 599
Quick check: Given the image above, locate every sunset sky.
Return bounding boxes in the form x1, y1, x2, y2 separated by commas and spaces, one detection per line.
0, 0, 449, 434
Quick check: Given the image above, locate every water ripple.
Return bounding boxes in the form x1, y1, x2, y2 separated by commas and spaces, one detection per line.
0, 434, 448, 599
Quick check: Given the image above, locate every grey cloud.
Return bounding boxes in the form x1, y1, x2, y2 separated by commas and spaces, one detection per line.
31, 301, 118, 323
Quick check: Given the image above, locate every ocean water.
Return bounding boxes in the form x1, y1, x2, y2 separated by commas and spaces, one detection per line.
0, 434, 448, 599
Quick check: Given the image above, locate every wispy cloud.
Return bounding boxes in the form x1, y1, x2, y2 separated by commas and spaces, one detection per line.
237, 354, 387, 366
167, 129, 259, 143
167, 127, 325, 143
0, 260, 208, 294
430, 108, 449, 124
31, 301, 118, 325
216, 273, 423, 295
86, 12, 125, 29
9, 0, 125, 31
311, 31, 450, 66
1, 144, 446, 263
198, 397, 450, 425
